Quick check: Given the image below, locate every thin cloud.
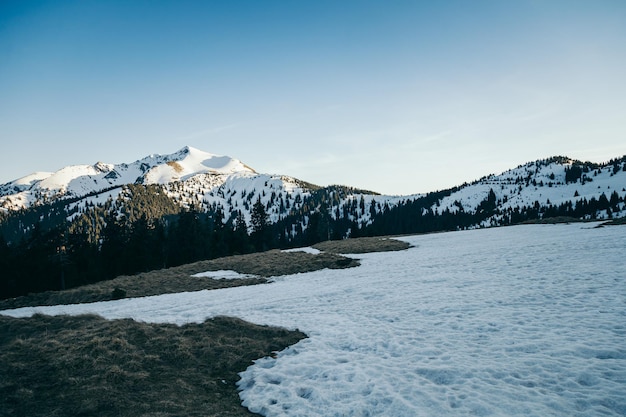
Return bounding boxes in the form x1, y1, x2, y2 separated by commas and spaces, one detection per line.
174, 124, 239, 142
404, 130, 453, 149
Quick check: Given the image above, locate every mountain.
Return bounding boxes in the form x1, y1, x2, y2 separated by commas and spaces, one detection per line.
2, 147, 625, 233
1, 148, 625, 299
1, 148, 625, 237
0, 146, 254, 211
0, 146, 409, 235
430, 155, 626, 225
362, 155, 626, 236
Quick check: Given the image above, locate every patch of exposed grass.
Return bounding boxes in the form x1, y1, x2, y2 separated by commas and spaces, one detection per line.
313, 236, 411, 254
520, 216, 585, 225
208, 250, 360, 277
166, 161, 184, 173
0, 235, 411, 310
520, 216, 626, 226
0, 269, 266, 310
0, 251, 359, 310
601, 217, 626, 225
0, 314, 306, 417
0, 237, 410, 310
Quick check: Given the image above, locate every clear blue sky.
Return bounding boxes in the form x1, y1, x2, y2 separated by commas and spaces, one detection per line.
1, 0, 625, 195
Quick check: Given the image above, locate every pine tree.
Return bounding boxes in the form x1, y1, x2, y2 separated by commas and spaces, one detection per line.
250, 198, 268, 251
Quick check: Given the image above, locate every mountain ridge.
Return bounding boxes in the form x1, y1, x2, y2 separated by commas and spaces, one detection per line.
0, 146, 254, 211
1, 148, 625, 299
1, 148, 625, 232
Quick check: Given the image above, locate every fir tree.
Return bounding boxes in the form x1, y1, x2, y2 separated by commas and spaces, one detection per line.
250, 198, 269, 251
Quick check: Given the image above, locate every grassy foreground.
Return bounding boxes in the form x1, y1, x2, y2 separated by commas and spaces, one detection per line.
0, 314, 306, 417
0, 236, 410, 416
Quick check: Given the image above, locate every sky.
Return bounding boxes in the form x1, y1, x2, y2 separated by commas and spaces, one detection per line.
1, 0, 625, 195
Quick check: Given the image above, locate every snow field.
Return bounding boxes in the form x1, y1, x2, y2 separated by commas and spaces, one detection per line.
2, 223, 625, 416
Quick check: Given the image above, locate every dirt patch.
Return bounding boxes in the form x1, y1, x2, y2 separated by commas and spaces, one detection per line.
0, 314, 306, 417
166, 161, 184, 173
313, 236, 411, 254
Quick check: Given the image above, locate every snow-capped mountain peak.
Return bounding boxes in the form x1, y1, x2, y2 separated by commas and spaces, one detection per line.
140, 146, 255, 184
0, 146, 256, 210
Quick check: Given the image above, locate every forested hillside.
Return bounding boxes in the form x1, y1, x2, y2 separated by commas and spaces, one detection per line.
1, 152, 625, 300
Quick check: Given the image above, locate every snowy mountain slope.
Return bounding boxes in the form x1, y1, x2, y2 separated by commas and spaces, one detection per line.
432, 156, 626, 223
162, 172, 413, 228
0, 146, 254, 211
0, 146, 414, 237
162, 171, 309, 224
2, 149, 625, 240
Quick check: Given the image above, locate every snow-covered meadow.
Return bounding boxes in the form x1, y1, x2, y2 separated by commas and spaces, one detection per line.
3, 223, 625, 416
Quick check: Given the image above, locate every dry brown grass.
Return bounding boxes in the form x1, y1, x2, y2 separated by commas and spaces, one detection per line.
0, 236, 409, 311
165, 161, 184, 173
520, 216, 584, 224
520, 217, 626, 226
0, 314, 306, 417
0, 250, 359, 309
313, 236, 411, 254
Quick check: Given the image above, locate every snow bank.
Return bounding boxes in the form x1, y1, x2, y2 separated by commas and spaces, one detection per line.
281, 247, 322, 255
191, 270, 256, 280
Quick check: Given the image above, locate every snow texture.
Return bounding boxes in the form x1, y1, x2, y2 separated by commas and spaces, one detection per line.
281, 247, 322, 255
2, 223, 625, 416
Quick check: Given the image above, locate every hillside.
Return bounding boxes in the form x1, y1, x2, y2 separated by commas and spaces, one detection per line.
435, 156, 626, 225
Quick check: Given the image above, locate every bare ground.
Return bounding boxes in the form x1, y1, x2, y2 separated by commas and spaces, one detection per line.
313, 236, 410, 254
0, 314, 306, 417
